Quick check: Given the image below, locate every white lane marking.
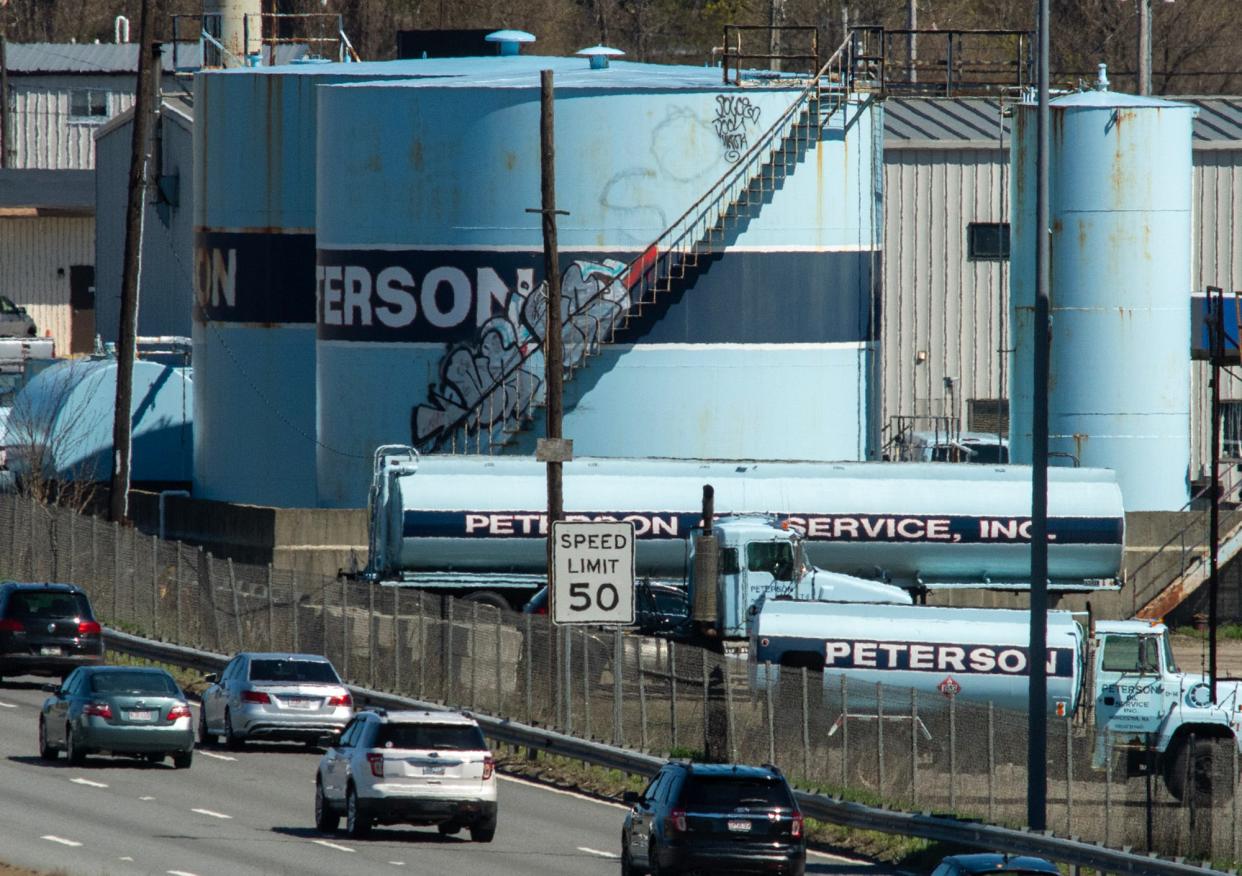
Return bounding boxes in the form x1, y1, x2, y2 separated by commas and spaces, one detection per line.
191, 808, 232, 819
168, 870, 200, 876
388, 862, 405, 867
71, 777, 108, 788
197, 750, 237, 762
139, 796, 156, 801
0, 701, 17, 708
498, 774, 628, 810
120, 857, 134, 862
42, 835, 83, 847
313, 839, 356, 853
578, 847, 619, 859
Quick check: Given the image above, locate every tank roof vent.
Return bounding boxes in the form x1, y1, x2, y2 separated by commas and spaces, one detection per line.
485, 29, 536, 56
1096, 62, 1109, 91
575, 45, 625, 70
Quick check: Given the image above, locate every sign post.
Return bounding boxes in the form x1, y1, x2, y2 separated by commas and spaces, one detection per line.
551, 520, 636, 626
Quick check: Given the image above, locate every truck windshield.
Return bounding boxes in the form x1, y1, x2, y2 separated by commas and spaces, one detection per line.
1101, 635, 1161, 674
746, 542, 794, 581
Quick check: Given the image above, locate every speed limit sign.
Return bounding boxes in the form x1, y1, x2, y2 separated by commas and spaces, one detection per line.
551, 520, 635, 625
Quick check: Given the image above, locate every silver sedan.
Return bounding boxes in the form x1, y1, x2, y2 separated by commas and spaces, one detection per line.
199, 652, 353, 749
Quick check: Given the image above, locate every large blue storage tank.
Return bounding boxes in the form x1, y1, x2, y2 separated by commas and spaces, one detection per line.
1009, 76, 1194, 511
314, 57, 882, 506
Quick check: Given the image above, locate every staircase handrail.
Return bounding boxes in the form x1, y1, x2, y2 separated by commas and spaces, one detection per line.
424, 32, 863, 448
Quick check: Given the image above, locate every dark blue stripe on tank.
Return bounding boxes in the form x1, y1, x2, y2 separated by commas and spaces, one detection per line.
194, 230, 317, 325
401, 510, 1123, 546
752, 635, 1076, 678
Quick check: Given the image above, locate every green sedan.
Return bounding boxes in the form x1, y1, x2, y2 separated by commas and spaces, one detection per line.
39, 665, 194, 768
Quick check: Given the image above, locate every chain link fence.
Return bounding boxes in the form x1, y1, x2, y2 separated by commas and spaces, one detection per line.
2, 493, 1238, 865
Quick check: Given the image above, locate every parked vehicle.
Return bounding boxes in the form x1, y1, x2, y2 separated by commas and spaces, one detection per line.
931, 853, 1058, 875
0, 582, 104, 682
314, 708, 497, 841
38, 665, 194, 768
621, 762, 805, 875
355, 445, 1123, 609
0, 296, 36, 337
199, 652, 353, 748
751, 599, 1242, 803
524, 579, 694, 639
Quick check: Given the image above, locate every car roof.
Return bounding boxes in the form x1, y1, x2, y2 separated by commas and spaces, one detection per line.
81, 665, 169, 674
366, 709, 479, 726
942, 853, 1059, 873
670, 763, 783, 780
1, 581, 86, 593
237, 652, 333, 662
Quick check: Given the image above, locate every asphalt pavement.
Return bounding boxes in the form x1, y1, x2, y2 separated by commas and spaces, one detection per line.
0, 675, 898, 876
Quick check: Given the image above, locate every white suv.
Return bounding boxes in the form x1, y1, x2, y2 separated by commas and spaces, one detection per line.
314, 708, 497, 841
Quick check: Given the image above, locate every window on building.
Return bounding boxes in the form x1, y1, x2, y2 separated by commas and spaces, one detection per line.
968, 398, 1008, 437
967, 222, 1010, 261
1222, 401, 1242, 459
69, 90, 108, 121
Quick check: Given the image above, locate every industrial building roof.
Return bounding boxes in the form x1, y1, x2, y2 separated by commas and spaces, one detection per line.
884, 96, 1242, 147
5, 42, 203, 74
0, 169, 93, 213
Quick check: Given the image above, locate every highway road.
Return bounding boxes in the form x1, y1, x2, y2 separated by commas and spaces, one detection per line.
0, 676, 898, 876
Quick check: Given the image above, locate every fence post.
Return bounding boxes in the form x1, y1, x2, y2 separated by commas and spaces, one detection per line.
670, 643, 678, 750
494, 608, 503, 717
68, 512, 76, 584
227, 558, 243, 650
724, 659, 736, 763
1232, 741, 1238, 863
801, 667, 811, 780
876, 681, 885, 793
151, 533, 158, 636
90, 516, 97, 592
582, 627, 591, 740
392, 587, 401, 694
469, 601, 479, 711
639, 641, 649, 751
614, 629, 624, 747
948, 692, 957, 812
562, 625, 573, 735
112, 521, 120, 620
341, 578, 349, 681
1065, 714, 1073, 835
766, 662, 776, 765
367, 582, 376, 690
291, 571, 298, 653
267, 565, 275, 651
444, 597, 455, 705
174, 543, 182, 643
911, 688, 919, 807
322, 579, 330, 662
27, 495, 35, 578
524, 611, 533, 724
841, 675, 849, 788
987, 701, 995, 822
1104, 735, 1113, 847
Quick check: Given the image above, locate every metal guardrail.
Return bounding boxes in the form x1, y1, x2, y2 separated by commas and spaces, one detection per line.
103, 628, 1225, 875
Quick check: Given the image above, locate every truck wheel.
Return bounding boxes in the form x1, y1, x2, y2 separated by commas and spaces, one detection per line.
464, 591, 511, 612
1166, 737, 1235, 805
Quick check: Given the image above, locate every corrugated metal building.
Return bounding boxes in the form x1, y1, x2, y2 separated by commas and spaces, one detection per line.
0, 42, 194, 354
880, 97, 1242, 487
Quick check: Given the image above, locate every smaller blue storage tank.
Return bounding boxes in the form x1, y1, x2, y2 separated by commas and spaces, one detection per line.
2, 358, 193, 485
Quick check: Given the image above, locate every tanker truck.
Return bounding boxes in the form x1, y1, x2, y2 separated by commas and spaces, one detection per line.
358, 446, 1123, 624
750, 600, 1242, 802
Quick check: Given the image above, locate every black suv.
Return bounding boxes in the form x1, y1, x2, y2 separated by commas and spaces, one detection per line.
621, 762, 805, 875
0, 582, 104, 682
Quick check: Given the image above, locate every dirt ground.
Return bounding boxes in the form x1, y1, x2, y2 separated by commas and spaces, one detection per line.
1169, 632, 1242, 677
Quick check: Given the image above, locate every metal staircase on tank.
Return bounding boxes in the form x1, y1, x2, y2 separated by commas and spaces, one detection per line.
421, 30, 882, 455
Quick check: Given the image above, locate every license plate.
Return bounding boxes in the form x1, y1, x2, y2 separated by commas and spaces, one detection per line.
726, 819, 752, 832
39, 646, 61, 656
127, 710, 155, 721
282, 699, 316, 710
422, 765, 446, 776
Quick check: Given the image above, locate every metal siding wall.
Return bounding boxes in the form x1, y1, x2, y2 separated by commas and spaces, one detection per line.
1190, 150, 1242, 486
0, 216, 93, 351
11, 76, 136, 169
882, 148, 1009, 447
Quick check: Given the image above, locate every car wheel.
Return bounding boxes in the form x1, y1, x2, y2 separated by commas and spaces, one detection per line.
315, 779, 340, 833
224, 708, 244, 751
173, 750, 193, 769
647, 841, 662, 876
469, 816, 496, 843
345, 784, 371, 838
65, 724, 86, 765
198, 707, 214, 748
38, 717, 57, 761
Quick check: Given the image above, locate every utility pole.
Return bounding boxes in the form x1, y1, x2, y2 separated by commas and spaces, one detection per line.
1137, 0, 1152, 95
1026, 0, 1051, 834
1208, 286, 1224, 702
768, 0, 785, 72
111, 0, 160, 524
0, 29, 11, 168
907, 0, 918, 84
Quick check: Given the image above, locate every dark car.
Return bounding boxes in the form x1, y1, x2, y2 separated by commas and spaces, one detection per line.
39, 665, 194, 767
621, 762, 805, 875
0, 582, 104, 682
523, 579, 693, 639
931, 853, 1060, 875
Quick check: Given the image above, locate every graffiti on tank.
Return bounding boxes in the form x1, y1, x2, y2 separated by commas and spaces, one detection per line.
412, 259, 633, 449
713, 95, 762, 162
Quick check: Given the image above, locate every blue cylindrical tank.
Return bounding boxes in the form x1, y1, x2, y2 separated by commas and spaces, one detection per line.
313, 58, 882, 505
3, 358, 192, 483
1009, 81, 1195, 511
378, 455, 1124, 589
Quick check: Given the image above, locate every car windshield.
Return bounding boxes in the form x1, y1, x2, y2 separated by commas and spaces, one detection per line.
90, 671, 179, 696
7, 590, 91, 619
375, 723, 487, 751
249, 659, 339, 684
680, 776, 794, 809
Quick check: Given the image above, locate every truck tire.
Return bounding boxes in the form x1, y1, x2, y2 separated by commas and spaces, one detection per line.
464, 591, 511, 612
1165, 737, 1235, 805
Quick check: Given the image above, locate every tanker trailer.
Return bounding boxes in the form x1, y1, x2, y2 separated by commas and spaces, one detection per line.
751, 601, 1242, 802
358, 446, 1124, 609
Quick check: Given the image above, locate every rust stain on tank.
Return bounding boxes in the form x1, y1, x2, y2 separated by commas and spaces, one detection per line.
504, 151, 517, 171
409, 139, 424, 170
1072, 433, 1088, 463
